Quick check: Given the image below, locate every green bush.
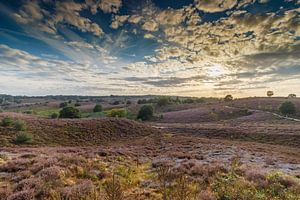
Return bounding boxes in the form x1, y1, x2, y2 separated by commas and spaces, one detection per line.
50, 113, 59, 119
137, 105, 154, 121
14, 120, 26, 131
108, 108, 127, 118
59, 102, 68, 108
59, 107, 81, 118
279, 101, 296, 116
15, 132, 32, 144
1, 117, 14, 127
74, 102, 81, 107
157, 97, 170, 107
93, 104, 103, 112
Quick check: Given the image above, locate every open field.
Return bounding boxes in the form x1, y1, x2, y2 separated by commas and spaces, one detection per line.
0, 96, 300, 199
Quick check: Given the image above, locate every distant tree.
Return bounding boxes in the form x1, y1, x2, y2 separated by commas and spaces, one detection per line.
137, 105, 154, 121
126, 100, 132, 105
157, 97, 170, 107
59, 107, 81, 118
267, 91, 274, 97
74, 102, 81, 107
68, 100, 72, 104
59, 102, 68, 108
288, 94, 297, 98
279, 101, 296, 116
112, 101, 120, 105
224, 95, 233, 102
93, 104, 103, 112
137, 99, 147, 104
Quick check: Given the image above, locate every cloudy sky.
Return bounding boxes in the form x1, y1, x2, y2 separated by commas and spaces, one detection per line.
0, 0, 299, 97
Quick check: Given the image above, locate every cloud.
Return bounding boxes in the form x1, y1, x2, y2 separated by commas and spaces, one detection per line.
142, 20, 159, 32
99, 0, 122, 13
194, 0, 238, 13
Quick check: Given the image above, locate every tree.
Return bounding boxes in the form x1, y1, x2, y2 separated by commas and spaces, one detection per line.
107, 108, 127, 118
59, 107, 81, 118
224, 95, 233, 102
279, 101, 296, 116
93, 104, 102, 112
51, 113, 58, 119
267, 91, 274, 97
288, 94, 297, 98
157, 97, 170, 107
59, 102, 68, 108
137, 105, 154, 121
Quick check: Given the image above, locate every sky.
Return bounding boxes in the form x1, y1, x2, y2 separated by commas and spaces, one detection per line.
0, 0, 299, 97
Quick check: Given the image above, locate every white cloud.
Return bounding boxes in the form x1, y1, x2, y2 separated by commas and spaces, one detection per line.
194, 0, 238, 13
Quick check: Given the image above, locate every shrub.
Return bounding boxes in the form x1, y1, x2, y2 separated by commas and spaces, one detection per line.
104, 174, 124, 200
288, 94, 296, 98
224, 95, 233, 102
14, 120, 26, 131
15, 132, 32, 144
137, 105, 154, 121
59, 107, 81, 118
157, 97, 170, 107
59, 102, 68, 108
279, 101, 296, 116
107, 108, 127, 118
51, 113, 59, 119
93, 104, 102, 112
1, 117, 14, 127
74, 102, 81, 107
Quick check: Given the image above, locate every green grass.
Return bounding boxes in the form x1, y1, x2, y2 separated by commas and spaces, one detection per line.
33, 108, 61, 118
82, 112, 106, 118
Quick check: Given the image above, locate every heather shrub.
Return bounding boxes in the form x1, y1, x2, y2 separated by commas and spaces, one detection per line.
59, 107, 81, 118
137, 105, 154, 121
15, 132, 32, 144
93, 104, 103, 112
1, 117, 14, 127
14, 120, 26, 131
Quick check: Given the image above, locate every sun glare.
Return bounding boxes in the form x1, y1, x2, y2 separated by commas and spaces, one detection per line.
206, 64, 226, 78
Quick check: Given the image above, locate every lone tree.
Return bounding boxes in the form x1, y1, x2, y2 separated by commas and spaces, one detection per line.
137, 105, 154, 121
59, 107, 81, 118
93, 104, 102, 112
279, 101, 296, 116
157, 97, 170, 107
288, 94, 297, 98
267, 91, 274, 97
224, 95, 233, 102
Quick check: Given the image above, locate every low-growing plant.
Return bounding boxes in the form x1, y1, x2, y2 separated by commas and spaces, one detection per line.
15, 132, 32, 144
50, 112, 59, 119
107, 108, 127, 118
104, 174, 124, 200
1, 117, 14, 127
14, 120, 26, 131
279, 101, 296, 116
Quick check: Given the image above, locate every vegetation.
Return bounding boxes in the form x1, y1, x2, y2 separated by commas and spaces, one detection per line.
107, 108, 127, 118
14, 132, 32, 144
93, 104, 103, 112
137, 105, 154, 121
224, 94, 233, 102
59, 102, 68, 108
279, 101, 296, 116
288, 94, 297, 98
157, 97, 171, 107
51, 113, 59, 119
59, 107, 81, 118
1, 117, 14, 127
267, 91, 274, 97
14, 120, 26, 131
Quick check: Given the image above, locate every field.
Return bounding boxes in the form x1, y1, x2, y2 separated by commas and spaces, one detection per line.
0, 96, 300, 199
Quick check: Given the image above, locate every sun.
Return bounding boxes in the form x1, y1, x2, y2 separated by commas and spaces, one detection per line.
206, 64, 226, 78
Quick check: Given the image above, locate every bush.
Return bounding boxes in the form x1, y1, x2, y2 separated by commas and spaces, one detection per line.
50, 113, 59, 119
14, 120, 26, 131
1, 117, 14, 127
59, 102, 68, 108
107, 109, 127, 118
224, 95, 233, 102
137, 105, 154, 121
74, 102, 81, 107
15, 132, 32, 144
157, 97, 170, 107
59, 107, 81, 118
279, 101, 296, 116
93, 104, 102, 112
